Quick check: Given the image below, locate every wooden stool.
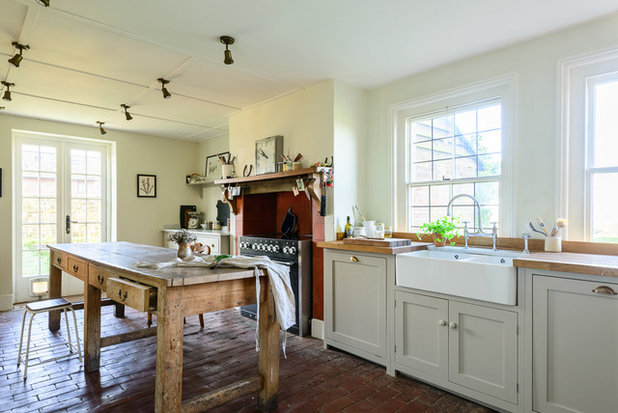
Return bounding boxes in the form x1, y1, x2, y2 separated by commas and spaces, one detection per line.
147, 312, 204, 328
18, 298, 82, 379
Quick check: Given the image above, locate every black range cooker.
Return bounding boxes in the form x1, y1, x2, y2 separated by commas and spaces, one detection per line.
238, 234, 312, 336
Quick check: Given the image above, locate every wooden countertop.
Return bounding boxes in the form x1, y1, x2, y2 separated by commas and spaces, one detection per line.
513, 252, 618, 277
317, 240, 431, 255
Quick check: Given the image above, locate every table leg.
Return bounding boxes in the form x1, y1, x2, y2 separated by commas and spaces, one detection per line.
84, 283, 101, 372
258, 278, 280, 412
48, 262, 62, 331
155, 289, 184, 413
114, 303, 125, 318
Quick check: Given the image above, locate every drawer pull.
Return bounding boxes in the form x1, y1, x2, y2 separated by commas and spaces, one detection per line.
97, 275, 105, 285
592, 286, 617, 296
449, 321, 457, 329
56, 257, 62, 264
118, 290, 128, 301
73, 265, 79, 272
438, 319, 447, 326
349, 256, 359, 263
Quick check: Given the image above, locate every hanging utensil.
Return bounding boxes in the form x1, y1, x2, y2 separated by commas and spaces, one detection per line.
529, 222, 547, 237
536, 217, 550, 236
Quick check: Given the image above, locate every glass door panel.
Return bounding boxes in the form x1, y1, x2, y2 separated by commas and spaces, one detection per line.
68, 148, 104, 243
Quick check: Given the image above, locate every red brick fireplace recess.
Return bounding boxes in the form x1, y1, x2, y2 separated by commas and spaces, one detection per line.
215, 167, 329, 322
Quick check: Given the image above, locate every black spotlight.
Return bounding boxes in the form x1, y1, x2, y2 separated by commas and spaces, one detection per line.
96, 121, 107, 135
36, 0, 50, 7
121, 104, 133, 121
1, 81, 15, 102
220, 36, 235, 65
157, 78, 171, 99
8, 42, 30, 68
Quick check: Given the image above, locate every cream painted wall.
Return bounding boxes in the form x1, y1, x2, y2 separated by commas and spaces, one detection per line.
333, 82, 368, 229
197, 135, 229, 222
365, 12, 618, 237
0, 114, 200, 309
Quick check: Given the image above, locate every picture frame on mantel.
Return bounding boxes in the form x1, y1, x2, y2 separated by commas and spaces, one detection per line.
255, 135, 283, 175
137, 174, 157, 198
205, 151, 230, 182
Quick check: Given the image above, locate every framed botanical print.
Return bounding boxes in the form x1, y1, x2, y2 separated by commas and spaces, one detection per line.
205, 151, 229, 182
255, 135, 283, 175
137, 174, 157, 197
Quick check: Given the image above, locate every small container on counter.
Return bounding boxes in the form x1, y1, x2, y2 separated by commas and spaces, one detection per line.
544, 236, 562, 252
374, 223, 385, 239
384, 226, 393, 238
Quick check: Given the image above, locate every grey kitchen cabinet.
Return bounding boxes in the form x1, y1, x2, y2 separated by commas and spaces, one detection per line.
532, 275, 618, 413
395, 290, 518, 405
324, 250, 391, 367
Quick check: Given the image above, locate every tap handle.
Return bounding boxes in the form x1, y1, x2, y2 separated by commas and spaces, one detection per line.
491, 221, 498, 233
521, 233, 531, 254
521, 233, 532, 239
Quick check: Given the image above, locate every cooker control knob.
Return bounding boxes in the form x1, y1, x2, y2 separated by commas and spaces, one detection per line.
252, 244, 257, 250
267, 245, 273, 252
258, 244, 264, 251
289, 246, 297, 255
283, 246, 289, 254
273, 245, 280, 253
240, 242, 245, 248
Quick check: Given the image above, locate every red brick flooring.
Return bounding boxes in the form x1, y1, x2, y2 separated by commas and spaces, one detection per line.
0, 302, 496, 412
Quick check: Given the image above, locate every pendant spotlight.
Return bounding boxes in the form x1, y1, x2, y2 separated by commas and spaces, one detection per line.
8, 42, 30, 68
220, 36, 235, 65
1, 81, 15, 101
96, 121, 107, 135
121, 104, 133, 121
157, 78, 171, 99
36, 0, 50, 7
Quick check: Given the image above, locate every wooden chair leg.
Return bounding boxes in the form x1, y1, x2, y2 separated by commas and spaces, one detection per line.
199, 313, 204, 328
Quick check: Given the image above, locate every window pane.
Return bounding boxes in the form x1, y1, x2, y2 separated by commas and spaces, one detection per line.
452, 183, 475, 199
22, 225, 39, 250
87, 151, 102, 175
40, 250, 50, 276
476, 181, 499, 205
411, 207, 429, 229
72, 199, 87, 222
72, 223, 87, 243
40, 173, 56, 197
87, 224, 101, 243
478, 130, 501, 154
22, 251, 40, 277
412, 120, 432, 142
71, 149, 87, 174
72, 175, 87, 198
451, 205, 475, 226
477, 104, 501, 132
592, 172, 618, 242
22, 172, 39, 197
455, 134, 476, 157
413, 141, 432, 162
455, 156, 477, 179
430, 185, 450, 206
412, 162, 431, 181
22, 199, 39, 224
87, 176, 101, 198
480, 206, 499, 230
40, 146, 56, 172
433, 138, 453, 160
593, 80, 618, 168
454, 109, 476, 136
478, 154, 501, 176
87, 200, 102, 223
433, 159, 452, 180
40, 199, 56, 224
430, 206, 448, 221
22, 145, 39, 171
411, 186, 429, 206
433, 116, 453, 139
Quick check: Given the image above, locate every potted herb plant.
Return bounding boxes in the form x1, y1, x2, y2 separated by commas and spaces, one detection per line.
417, 216, 460, 247
168, 230, 198, 259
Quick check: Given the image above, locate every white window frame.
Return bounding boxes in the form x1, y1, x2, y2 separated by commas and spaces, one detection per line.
391, 74, 516, 235
558, 48, 618, 241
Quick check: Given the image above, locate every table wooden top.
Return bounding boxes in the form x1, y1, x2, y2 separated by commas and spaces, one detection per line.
513, 251, 618, 278
48, 242, 259, 287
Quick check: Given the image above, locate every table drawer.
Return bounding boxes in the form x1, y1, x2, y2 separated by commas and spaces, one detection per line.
106, 278, 157, 312
67, 257, 87, 280
89, 264, 112, 291
51, 250, 68, 271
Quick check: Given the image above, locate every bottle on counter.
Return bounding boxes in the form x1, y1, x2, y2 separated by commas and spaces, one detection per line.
344, 216, 354, 238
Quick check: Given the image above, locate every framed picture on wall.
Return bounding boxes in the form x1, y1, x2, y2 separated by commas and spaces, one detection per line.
137, 174, 157, 198
255, 135, 283, 175
205, 151, 230, 182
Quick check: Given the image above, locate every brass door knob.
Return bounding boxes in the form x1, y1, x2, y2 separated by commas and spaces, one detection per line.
349, 256, 359, 263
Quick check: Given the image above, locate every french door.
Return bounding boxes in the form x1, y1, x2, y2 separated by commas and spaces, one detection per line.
14, 136, 111, 303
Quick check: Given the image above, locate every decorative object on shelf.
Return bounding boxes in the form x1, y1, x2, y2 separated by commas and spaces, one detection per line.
417, 216, 459, 246
187, 173, 206, 184
205, 151, 230, 182
255, 135, 283, 175
137, 174, 156, 198
187, 212, 200, 229
180, 205, 196, 228
168, 230, 198, 259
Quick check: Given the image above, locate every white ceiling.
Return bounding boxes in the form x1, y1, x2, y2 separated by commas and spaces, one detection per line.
1, 0, 617, 141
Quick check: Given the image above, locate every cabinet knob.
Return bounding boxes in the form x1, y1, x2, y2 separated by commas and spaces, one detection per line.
592, 286, 617, 295
349, 256, 359, 263
438, 319, 447, 326
449, 321, 457, 329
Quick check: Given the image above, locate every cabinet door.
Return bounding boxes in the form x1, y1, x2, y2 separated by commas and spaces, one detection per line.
325, 252, 387, 358
195, 234, 220, 255
533, 276, 618, 413
395, 290, 448, 379
448, 301, 518, 404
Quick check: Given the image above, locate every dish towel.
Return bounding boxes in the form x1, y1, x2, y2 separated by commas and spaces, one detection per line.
136, 255, 295, 354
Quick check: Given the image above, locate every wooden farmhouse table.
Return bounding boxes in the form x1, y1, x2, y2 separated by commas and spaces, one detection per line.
47, 242, 280, 412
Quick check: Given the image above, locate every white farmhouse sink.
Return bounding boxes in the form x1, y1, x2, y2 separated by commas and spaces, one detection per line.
396, 249, 517, 305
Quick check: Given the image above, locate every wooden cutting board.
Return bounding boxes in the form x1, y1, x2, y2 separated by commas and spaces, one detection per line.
342, 237, 412, 247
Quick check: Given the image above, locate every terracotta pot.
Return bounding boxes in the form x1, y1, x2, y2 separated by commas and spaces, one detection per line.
177, 243, 193, 260
432, 233, 447, 247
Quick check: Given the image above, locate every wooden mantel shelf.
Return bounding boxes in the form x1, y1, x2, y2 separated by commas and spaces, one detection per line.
214, 166, 326, 186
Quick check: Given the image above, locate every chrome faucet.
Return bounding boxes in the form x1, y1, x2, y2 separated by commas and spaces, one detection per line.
446, 194, 492, 249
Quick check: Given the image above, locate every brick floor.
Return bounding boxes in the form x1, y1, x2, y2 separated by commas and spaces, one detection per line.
0, 302, 496, 412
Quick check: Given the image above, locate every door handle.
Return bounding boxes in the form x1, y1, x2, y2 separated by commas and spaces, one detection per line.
65, 215, 78, 234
